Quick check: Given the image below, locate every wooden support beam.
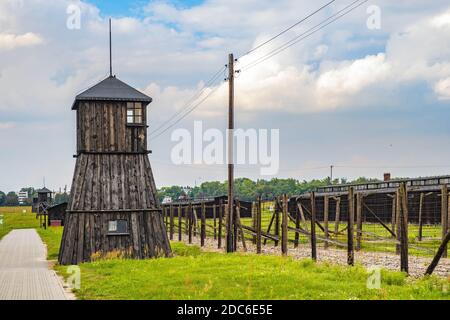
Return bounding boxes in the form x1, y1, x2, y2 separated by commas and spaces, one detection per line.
347, 187, 355, 266
425, 229, 450, 275
188, 202, 193, 244
399, 183, 409, 274
311, 192, 317, 261
169, 205, 174, 240
362, 203, 396, 238
391, 193, 396, 238
218, 200, 223, 249
178, 204, 182, 241
213, 204, 217, 240
441, 185, 448, 258
324, 196, 329, 249
296, 202, 308, 232
236, 202, 247, 251
294, 200, 301, 248
356, 194, 363, 251
256, 197, 262, 254
395, 190, 401, 255
201, 202, 206, 247
334, 197, 341, 235
264, 209, 276, 245
274, 198, 280, 247
418, 193, 424, 241
282, 194, 288, 256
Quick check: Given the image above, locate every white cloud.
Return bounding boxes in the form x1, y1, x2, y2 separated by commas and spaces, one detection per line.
0, 122, 15, 130
0, 32, 43, 51
316, 53, 390, 107
434, 77, 450, 100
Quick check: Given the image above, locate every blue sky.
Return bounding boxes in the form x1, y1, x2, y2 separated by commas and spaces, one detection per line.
1, 0, 450, 192
89, 0, 204, 16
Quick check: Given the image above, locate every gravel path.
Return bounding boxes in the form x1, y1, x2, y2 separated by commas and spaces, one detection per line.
174, 235, 449, 278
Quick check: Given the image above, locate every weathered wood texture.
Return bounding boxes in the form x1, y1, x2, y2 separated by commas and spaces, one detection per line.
77, 101, 147, 153
59, 100, 171, 265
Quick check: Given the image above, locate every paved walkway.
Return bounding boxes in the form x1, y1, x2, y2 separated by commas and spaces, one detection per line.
0, 229, 69, 300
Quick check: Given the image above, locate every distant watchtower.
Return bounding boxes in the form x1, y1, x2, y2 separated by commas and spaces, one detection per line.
36, 187, 52, 228
59, 22, 171, 265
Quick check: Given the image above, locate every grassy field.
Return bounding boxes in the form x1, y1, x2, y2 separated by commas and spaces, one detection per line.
0, 207, 37, 240
53, 242, 449, 300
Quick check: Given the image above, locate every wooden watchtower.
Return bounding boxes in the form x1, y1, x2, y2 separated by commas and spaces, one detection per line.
36, 187, 52, 229
59, 23, 171, 264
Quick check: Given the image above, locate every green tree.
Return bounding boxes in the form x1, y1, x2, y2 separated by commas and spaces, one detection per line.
0, 191, 6, 206
54, 192, 70, 205
5, 192, 19, 206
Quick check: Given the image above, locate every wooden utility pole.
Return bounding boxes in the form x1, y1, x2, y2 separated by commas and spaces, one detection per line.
226, 53, 235, 253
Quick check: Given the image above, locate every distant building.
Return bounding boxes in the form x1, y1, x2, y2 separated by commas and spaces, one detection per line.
162, 196, 173, 204
17, 191, 28, 205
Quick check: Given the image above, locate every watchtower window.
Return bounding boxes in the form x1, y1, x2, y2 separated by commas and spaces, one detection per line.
127, 102, 143, 124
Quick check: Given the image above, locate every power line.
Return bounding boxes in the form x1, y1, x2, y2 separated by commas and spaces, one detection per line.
240, 0, 368, 72
149, 66, 226, 137
150, 81, 224, 140
240, 0, 336, 58
335, 165, 450, 169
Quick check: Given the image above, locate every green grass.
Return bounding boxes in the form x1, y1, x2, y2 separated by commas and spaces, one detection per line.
54, 242, 449, 300
19, 220, 449, 300
37, 227, 64, 260
0, 207, 37, 240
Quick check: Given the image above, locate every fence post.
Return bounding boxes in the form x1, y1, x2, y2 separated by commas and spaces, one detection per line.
294, 199, 301, 248
441, 185, 448, 258
399, 183, 409, 273
188, 202, 193, 244
347, 187, 355, 266
256, 196, 262, 254
418, 193, 424, 241
169, 205, 174, 240
178, 204, 182, 241
275, 198, 280, 247
193, 206, 198, 237
356, 194, 362, 251
213, 204, 217, 240
282, 194, 288, 256
395, 190, 401, 255
252, 201, 257, 245
324, 196, 329, 249
334, 197, 341, 234
201, 202, 206, 247
185, 203, 189, 236
311, 192, 317, 261
391, 193, 396, 238
218, 200, 223, 249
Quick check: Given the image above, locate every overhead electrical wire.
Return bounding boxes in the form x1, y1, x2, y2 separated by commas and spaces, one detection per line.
239, 0, 369, 72
149, 66, 226, 138
149, 0, 369, 142
240, 0, 336, 58
149, 80, 224, 140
